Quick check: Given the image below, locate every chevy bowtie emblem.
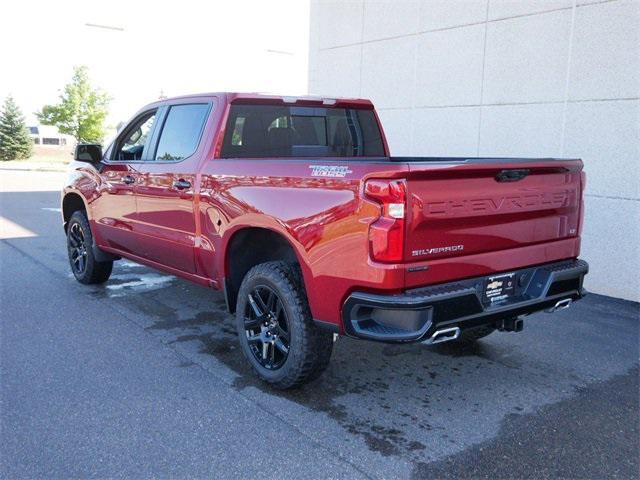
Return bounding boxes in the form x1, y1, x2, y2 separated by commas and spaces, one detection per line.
487, 280, 503, 290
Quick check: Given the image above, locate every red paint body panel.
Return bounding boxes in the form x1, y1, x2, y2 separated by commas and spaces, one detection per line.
62, 92, 584, 332
134, 160, 199, 272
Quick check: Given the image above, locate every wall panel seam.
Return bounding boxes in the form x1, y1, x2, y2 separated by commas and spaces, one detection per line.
319, 0, 621, 51
477, 0, 490, 155
585, 194, 640, 201
374, 97, 639, 111
561, 0, 578, 156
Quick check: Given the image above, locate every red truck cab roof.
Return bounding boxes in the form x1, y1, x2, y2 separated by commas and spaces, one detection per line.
144, 92, 375, 110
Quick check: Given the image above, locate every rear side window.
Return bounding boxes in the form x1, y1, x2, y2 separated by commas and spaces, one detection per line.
154, 104, 209, 161
220, 104, 385, 158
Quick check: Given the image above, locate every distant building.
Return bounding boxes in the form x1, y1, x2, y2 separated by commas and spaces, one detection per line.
28, 125, 74, 146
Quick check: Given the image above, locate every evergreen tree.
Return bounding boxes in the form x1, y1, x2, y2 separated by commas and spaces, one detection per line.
37, 66, 110, 143
0, 95, 33, 161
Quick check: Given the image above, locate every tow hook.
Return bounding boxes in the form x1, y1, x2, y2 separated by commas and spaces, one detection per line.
498, 317, 524, 332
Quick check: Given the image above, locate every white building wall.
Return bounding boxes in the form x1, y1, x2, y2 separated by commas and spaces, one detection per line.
309, 0, 640, 301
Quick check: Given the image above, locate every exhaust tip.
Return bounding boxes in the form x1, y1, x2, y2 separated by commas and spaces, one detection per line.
423, 326, 461, 345
546, 298, 572, 313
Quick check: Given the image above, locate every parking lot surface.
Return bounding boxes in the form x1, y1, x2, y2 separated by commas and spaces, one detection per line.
1, 170, 638, 479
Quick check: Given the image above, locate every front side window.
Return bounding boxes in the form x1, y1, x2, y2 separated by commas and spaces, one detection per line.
220, 104, 385, 158
154, 104, 209, 161
113, 111, 156, 161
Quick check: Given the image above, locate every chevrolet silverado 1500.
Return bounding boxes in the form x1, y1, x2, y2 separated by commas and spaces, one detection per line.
62, 93, 588, 388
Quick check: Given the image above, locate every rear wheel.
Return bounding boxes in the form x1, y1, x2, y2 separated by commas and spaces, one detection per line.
235, 261, 333, 389
67, 210, 113, 284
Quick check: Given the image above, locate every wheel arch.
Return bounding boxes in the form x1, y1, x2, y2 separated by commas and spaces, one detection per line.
62, 191, 118, 262
222, 226, 308, 314
62, 192, 88, 232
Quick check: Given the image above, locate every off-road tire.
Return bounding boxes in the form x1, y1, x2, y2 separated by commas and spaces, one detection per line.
235, 261, 333, 389
67, 210, 113, 284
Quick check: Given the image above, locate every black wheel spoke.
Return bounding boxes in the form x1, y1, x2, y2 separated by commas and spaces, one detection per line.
253, 290, 269, 315
274, 337, 289, 355
243, 316, 261, 330
247, 333, 261, 343
69, 234, 79, 248
265, 290, 276, 314
275, 323, 289, 341
274, 301, 283, 320
69, 227, 81, 247
247, 293, 263, 317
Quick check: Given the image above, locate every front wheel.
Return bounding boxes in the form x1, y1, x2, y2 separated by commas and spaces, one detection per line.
235, 261, 333, 389
67, 210, 113, 284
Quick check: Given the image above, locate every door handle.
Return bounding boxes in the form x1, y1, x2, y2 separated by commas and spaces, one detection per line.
122, 175, 136, 185
173, 179, 191, 190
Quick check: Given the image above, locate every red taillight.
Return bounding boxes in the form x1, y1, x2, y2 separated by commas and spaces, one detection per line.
365, 179, 406, 263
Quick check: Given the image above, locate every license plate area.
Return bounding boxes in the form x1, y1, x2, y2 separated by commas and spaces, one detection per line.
483, 273, 516, 304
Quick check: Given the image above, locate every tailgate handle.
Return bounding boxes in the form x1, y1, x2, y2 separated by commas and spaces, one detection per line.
496, 169, 529, 182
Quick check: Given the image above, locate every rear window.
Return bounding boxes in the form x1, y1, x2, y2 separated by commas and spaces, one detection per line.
220, 104, 385, 158
155, 104, 209, 161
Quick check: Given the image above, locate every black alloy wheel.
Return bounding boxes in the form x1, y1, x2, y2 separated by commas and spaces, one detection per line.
68, 222, 88, 275
235, 261, 334, 389
243, 285, 291, 370
66, 210, 113, 284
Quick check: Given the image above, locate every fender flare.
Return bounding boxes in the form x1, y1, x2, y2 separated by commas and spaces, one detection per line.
219, 216, 315, 313
62, 189, 119, 262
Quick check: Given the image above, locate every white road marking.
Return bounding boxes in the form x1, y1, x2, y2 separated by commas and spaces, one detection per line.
41, 207, 62, 213
0, 216, 37, 239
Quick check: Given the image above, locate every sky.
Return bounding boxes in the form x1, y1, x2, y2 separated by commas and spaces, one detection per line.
0, 0, 310, 128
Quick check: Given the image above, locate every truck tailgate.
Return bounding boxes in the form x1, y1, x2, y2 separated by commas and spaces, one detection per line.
404, 159, 584, 264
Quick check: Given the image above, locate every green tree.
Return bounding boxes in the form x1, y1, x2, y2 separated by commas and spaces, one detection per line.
37, 66, 110, 143
0, 95, 33, 161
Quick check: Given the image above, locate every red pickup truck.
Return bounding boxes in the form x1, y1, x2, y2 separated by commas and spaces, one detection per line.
62, 92, 588, 388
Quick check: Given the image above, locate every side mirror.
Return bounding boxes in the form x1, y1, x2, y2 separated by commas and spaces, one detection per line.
74, 144, 103, 164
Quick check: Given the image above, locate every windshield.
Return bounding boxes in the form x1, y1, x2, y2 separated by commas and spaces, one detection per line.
220, 104, 385, 158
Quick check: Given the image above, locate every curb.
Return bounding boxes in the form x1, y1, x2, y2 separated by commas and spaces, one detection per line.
0, 166, 68, 173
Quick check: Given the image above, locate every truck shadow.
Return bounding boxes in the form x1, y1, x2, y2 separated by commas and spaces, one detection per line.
167, 316, 535, 460
127, 271, 550, 462
50, 228, 637, 470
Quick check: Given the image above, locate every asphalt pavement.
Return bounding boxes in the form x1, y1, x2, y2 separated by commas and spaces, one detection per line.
1, 169, 638, 479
